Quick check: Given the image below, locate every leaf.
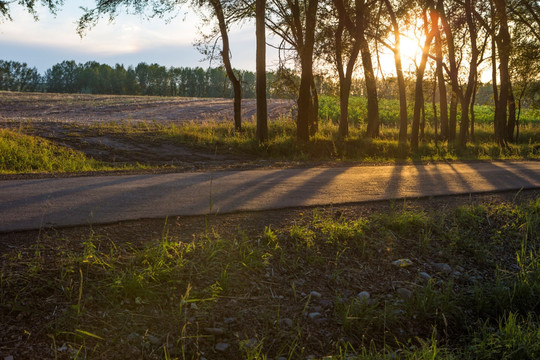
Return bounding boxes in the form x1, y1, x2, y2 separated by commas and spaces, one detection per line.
75, 329, 104, 340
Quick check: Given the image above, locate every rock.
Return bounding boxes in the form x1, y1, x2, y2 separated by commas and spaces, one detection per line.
145, 334, 160, 346
4, 356, 14, 360
215, 343, 230, 352
319, 299, 333, 308
312, 305, 323, 312
279, 318, 293, 328
392, 259, 413, 267
308, 312, 322, 320
452, 271, 462, 278
434, 263, 452, 274
224, 317, 235, 325
419, 272, 432, 281
190, 303, 199, 310
241, 338, 258, 350
127, 333, 140, 343
310, 291, 322, 298
397, 288, 412, 299
455, 265, 464, 272
357, 291, 370, 301
204, 328, 225, 335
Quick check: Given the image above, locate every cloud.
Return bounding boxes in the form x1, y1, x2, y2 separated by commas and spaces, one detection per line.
0, 2, 200, 57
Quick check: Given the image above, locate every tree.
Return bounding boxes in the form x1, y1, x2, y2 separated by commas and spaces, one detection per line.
201, 0, 244, 131
45, 60, 81, 93
411, 1, 437, 151
381, 0, 409, 143
316, 0, 360, 138
493, 0, 512, 145
0, 0, 62, 21
0, 60, 42, 91
332, 0, 380, 138
256, 0, 268, 142
267, 0, 319, 141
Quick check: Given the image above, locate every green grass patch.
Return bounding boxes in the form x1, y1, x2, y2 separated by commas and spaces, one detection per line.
2, 195, 538, 358
0, 128, 146, 174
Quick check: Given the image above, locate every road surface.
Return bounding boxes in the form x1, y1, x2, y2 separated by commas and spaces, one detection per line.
1, 161, 539, 232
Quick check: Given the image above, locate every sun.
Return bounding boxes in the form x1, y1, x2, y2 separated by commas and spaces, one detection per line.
398, 34, 422, 65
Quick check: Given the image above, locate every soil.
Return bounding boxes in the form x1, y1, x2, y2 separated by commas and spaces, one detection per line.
0, 92, 295, 124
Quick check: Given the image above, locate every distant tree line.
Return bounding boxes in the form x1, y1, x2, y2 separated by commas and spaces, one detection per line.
0, 59, 286, 98
3, 58, 519, 109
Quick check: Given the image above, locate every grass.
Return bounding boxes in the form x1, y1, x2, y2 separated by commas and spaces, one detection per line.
0, 128, 148, 174
0, 128, 109, 173
1, 194, 538, 359
84, 117, 540, 165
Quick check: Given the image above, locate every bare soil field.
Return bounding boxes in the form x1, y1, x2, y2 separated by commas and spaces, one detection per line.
0, 92, 295, 171
0, 92, 295, 124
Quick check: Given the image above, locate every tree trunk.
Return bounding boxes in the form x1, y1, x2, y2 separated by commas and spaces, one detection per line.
383, 0, 407, 143
459, 0, 479, 147
211, 0, 242, 131
310, 77, 319, 135
335, 19, 360, 139
438, 0, 461, 142
360, 36, 379, 138
297, 0, 318, 142
494, 0, 511, 146
432, 80, 438, 146
515, 84, 528, 143
435, 29, 448, 140
256, 0, 268, 143
411, 9, 436, 151
420, 100, 426, 141
470, 81, 477, 142
338, 77, 352, 137
507, 82, 516, 142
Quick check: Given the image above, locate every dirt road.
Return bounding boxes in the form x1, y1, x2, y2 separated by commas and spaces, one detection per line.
1, 161, 538, 232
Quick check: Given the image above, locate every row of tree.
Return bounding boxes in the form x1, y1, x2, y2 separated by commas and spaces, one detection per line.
0, 60, 261, 97
2, 58, 511, 106
2, 0, 539, 147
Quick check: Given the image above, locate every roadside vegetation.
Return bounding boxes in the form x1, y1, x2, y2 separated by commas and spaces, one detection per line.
86, 95, 540, 164
1, 195, 538, 359
1, 95, 538, 174
0, 128, 111, 173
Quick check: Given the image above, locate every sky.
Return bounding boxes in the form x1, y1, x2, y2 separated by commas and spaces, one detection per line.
0, 1, 279, 74
0, 1, 464, 81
